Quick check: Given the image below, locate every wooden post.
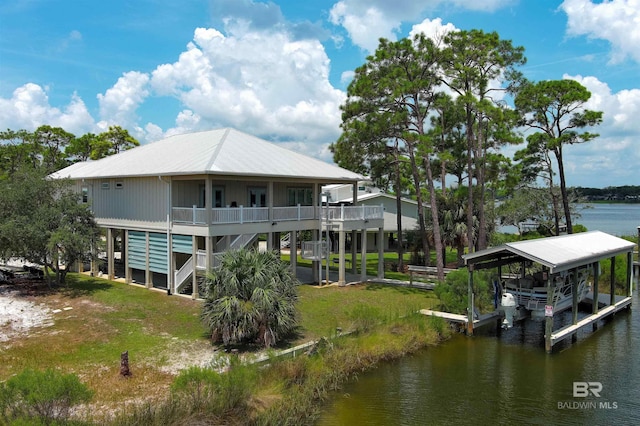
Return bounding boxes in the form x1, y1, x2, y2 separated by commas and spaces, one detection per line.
593, 262, 599, 331
120, 351, 132, 377
467, 266, 474, 335
545, 274, 554, 353
610, 256, 616, 306
626, 251, 633, 298
571, 268, 578, 343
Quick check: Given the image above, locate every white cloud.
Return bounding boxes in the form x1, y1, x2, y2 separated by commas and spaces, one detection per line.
559, 74, 640, 186
561, 0, 640, 63
97, 71, 150, 129
409, 17, 458, 43
329, 0, 514, 52
0, 83, 95, 135
149, 24, 346, 144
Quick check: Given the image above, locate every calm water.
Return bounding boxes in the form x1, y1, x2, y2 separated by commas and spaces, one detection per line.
500, 203, 640, 236
318, 294, 640, 425
578, 203, 640, 236
318, 204, 640, 425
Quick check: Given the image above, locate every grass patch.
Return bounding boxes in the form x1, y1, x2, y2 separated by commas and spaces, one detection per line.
1, 271, 445, 424
295, 283, 439, 341
0, 274, 209, 415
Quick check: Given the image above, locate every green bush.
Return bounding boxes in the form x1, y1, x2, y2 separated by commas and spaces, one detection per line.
434, 268, 496, 314
0, 368, 92, 424
170, 357, 257, 415
170, 366, 220, 411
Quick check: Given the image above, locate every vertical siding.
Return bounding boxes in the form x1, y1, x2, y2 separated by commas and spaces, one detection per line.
88, 177, 168, 222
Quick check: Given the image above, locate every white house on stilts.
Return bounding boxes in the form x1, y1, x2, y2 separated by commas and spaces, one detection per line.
50, 128, 385, 296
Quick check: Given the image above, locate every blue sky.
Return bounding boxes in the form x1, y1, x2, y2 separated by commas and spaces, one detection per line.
1, 0, 639, 188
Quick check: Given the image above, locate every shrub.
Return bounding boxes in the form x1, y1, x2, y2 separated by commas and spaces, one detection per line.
0, 368, 92, 424
434, 268, 496, 314
347, 303, 383, 333
170, 357, 257, 415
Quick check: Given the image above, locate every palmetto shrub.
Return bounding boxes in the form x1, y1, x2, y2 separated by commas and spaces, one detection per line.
201, 249, 298, 348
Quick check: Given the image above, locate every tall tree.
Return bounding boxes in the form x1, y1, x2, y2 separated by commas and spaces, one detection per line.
333, 34, 446, 278
440, 29, 525, 251
0, 129, 34, 180
65, 133, 99, 162
515, 79, 603, 233
0, 167, 99, 285
32, 125, 75, 174
99, 125, 139, 156
514, 133, 563, 235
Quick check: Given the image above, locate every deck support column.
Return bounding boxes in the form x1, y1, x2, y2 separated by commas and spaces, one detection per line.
377, 227, 384, 279
545, 273, 554, 354
338, 230, 346, 286
610, 256, 616, 306
191, 235, 198, 299
290, 231, 297, 273
124, 230, 131, 283
467, 266, 474, 336
107, 228, 115, 280
360, 229, 367, 283
145, 232, 152, 288
351, 230, 357, 274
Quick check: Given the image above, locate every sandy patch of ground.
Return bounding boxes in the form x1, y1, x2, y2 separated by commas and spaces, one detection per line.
0, 286, 54, 343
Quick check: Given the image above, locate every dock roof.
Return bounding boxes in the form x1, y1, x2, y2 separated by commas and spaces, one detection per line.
50, 128, 362, 182
463, 231, 636, 274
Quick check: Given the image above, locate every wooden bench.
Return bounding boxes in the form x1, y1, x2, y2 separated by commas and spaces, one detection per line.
332, 257, 351, 269
407, 265, 454, 285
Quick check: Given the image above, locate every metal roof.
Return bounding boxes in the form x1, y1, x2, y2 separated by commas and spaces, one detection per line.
50, 128, 362, 182
463, 231, 636, 274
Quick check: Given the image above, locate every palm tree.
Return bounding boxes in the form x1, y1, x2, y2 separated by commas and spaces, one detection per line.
201, 249, 298, 348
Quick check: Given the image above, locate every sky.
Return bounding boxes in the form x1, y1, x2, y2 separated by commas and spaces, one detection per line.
1, 0, 639, 189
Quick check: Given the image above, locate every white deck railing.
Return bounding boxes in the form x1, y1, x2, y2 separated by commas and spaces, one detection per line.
172, 204, 383, 225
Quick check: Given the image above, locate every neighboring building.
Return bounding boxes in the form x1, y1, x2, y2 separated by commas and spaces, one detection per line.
323, 181, 424, 252
51, 128, 384, 295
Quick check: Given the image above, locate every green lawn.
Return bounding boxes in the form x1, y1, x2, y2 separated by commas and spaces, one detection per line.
0, 269, 441, 417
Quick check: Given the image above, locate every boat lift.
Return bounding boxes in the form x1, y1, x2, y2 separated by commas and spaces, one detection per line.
463, 231, 636, 353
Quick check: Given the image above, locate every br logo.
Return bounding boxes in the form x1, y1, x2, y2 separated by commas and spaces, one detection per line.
573, 382, 603, 397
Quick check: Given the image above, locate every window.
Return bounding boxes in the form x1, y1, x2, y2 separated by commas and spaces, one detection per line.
248, 187, 266, 207
115, 182, 124, 189
212, 186, 225, 208
101, 182, 110, 190
287, 187, 313, 206
81, 187, 88, 203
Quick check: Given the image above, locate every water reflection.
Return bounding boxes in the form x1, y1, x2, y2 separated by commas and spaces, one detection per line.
317, 293, 640, 425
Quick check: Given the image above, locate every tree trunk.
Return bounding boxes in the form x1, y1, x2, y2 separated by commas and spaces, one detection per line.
554, 147, 573, 234
407, 145, 429, 266
424, 156, 445, 280
466, 107, 475, 254
394, 156, 405, 272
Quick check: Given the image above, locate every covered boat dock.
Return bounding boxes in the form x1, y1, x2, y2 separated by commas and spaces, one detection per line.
463, 231, 636, 353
